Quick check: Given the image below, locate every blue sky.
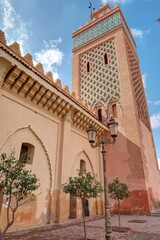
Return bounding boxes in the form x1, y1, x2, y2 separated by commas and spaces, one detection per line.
0, 0, 159, 166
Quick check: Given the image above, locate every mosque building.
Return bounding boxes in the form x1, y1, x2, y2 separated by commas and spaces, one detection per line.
0, 3, 160, 230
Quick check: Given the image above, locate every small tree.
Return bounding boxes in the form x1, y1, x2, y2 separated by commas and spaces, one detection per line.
62, 171, 103, 240
0, 153, 40, 240
108, 178, 129, 229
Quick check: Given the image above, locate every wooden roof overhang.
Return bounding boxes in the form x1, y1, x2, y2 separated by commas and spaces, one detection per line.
0, 41, 108, 138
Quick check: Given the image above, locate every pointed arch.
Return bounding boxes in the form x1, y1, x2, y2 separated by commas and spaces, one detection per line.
106, 96, 119, 106
95, 101, 106, 123
106, 97, 123, 118
0, 125, 53, 190
70, 150, 95, 177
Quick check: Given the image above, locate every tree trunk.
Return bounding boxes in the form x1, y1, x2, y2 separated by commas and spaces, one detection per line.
2, 205, 15, 239
82, 198, 87, 240
0, 230, 4, 240
118, 199, 121, 229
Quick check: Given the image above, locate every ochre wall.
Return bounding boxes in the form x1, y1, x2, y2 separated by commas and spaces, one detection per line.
0, 87, 103, 230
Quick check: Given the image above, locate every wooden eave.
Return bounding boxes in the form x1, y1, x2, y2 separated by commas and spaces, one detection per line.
0, 44, 107, 137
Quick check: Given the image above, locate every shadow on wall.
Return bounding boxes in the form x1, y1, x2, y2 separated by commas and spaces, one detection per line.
106, 130, 159, 215
0, 188, 54, 231
0, 196, 38, 231
91, 199, 104, 215
42, 188, 52, 224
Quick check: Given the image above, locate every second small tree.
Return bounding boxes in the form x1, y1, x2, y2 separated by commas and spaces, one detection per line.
62, 171, 103, 240
108, 178, 129, 229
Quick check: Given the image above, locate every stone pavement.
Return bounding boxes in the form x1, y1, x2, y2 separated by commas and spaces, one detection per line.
5, 214, 160, 240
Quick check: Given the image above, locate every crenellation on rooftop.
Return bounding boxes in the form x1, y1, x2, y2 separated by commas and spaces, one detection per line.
71, 91, 77, 100
72, 3, 120, 38
77, 97, 82, 104
63, 85, 70, 94
55, 79, 62, 88
9, 42, 21, 56
23, 53, 33, 66
0, 30, 6, 44
72, 3, 136, 51
114, 4, 119, 9
45, 71, 53, 81
35, 63, 44, 74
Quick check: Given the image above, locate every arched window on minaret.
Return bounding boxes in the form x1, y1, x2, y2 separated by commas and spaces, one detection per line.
112, 104, 117, 118
19, 143, 35, 164
104, 53, 108, 65
80, 160, 86, 174
87, 62, 90, 73
98, 109, 102, 122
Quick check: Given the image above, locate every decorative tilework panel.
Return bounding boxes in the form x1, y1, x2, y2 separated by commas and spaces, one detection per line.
73, 12, 121, 49
80, 39, 120, 107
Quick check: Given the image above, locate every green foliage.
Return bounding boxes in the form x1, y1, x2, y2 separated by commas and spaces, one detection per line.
62, 171, 103, 200
62, 171, 103, 240
0, 153, 40, 239
0, 153, 40, 203
108, 178, 129, 229
108, 178, 129, 201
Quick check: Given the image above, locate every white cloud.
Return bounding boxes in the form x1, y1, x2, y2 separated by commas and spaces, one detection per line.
0, 0, 29, 55
154, 101, 160, 106
142, 74, 147, 88
0, 0, 63, 79
158, 159, 160, 169
150, 113, 160, 129
33, 39, 64, 79
148, 100, 160, 106
100, 0, 131, 4
131, 28, 151, 39
131, 28, 143, 39
2, 0, 15, 29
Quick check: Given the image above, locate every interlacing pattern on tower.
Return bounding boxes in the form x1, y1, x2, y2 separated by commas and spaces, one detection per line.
80, 39, 120, 107
126, 42, 151, 131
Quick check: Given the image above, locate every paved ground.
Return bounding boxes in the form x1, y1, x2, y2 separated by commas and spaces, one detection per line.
5, 214, 160, 240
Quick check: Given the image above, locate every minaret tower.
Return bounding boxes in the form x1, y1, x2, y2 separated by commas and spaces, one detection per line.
72, 3, 160, 214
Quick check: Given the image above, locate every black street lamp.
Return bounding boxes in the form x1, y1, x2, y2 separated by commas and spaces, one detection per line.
87, 117, 118, 240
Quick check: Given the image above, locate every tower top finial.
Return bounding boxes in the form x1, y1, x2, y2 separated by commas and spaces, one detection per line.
88, 1, 95, 20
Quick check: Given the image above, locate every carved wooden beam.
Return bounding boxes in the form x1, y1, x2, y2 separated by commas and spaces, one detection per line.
1, 57, 107, 137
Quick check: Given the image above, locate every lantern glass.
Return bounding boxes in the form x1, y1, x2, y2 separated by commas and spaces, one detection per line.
108, 117, 118, 138
87, 126, 96, 143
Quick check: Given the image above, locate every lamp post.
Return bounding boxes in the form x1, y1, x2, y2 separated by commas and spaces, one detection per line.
87, 117, 118, 240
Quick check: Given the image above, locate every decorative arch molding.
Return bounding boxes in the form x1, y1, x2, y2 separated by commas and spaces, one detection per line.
95, 101, 107, 123
70, 150, 95, 177
106, 96, 120, 106
95, 101, 105, 109
106, 96, 123, 117
0, 125, 53, 190
82, 150, 95, 176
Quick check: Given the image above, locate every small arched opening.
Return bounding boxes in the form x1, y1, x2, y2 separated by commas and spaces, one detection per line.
19, 142, 35, 164
112, 104, 117, 118
98, 109, 102, 122
104, 53, 108, 65
80, 159, 86, 174
87, 62, 90, 73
